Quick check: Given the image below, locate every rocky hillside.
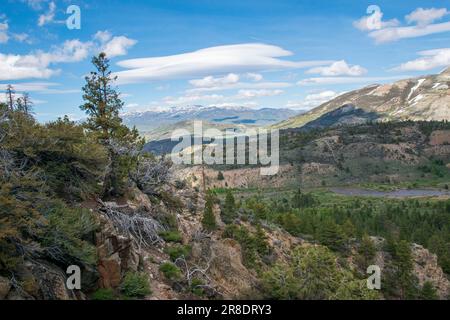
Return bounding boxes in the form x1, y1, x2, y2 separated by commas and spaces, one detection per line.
2, 181, 448, 300
274, 67, 450, 130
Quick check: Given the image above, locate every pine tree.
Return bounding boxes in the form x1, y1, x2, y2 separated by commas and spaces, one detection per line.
420, 281, 438, 300
355, 234, 376, 270
80, 53, 142, 197
80, 53, 124, 141
221, 190, 237, 224
385, 240, 418, 299
202, 194, 217, 231
318, 220, 346, 252
342, 219, 356, 238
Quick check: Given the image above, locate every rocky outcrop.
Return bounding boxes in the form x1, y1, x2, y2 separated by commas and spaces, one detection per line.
96, 214, 140, 289
190, 238, 257, 299
2, 259, 83, 300
412, 243, 450, 298
349, 237, 450, 299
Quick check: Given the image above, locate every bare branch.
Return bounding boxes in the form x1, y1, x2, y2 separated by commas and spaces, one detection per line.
98, 200, 165, 248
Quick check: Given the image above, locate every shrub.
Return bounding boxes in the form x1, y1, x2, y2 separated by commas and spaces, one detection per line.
159, 191, 184, 211
92, 288, 115, 300
165, 244, 192, 261
217, 171, 225, 180
120, 272, 151, 298
159, 230, 183, 243
190, 278, 205, 296
159, 262, 182, 281
42, 202, 98, 265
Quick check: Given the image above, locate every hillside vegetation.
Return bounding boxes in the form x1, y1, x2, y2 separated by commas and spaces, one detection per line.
1, 54, 449, 300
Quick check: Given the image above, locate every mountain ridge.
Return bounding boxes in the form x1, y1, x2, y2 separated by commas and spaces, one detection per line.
274, 67, 450, 130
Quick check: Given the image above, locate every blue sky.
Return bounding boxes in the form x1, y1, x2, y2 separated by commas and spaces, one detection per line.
1, 0, 450, 122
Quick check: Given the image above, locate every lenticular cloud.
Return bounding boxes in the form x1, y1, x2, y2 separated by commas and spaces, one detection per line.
114, 43, 332, 84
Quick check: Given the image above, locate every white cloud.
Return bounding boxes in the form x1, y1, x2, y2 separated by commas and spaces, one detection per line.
353, 5, 399, 31
286, 90, 341, 109
393, 48, 450, 71
114, 43, 333, 84
298, 76, 407, 86
406, 8, 448, 26
245, 72, 263, 81
355, 6, 450, 43
94, 31, 113, 43
236, 89, 283, 99
100, 36, 137, 58
38, 1, 56, 27
162, 94, 225, 106
0, 32, 136, 81
186, 81, 292, 93
306, 60, 367, 76
12, 33, 30, 43
154, 87, 284, 108
189, 73, 240, 88
93, 31, 137, 58
0, 39, 92, 81
369, 21, 450, 43
22, 0, 47, 11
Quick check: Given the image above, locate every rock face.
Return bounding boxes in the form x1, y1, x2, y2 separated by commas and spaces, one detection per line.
96, 214, 140, 289
412, 244, 450, 298
351, 237, 450, 299
2, 259, 82, 300
191, 238, 257, 299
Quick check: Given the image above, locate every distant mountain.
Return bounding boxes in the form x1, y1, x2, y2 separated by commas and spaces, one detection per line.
123, 105, 300, 134
274, 67, 450, 130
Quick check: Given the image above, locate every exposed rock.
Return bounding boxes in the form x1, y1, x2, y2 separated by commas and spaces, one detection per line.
191, 238, 257, 299
430, 130, 450, 146
0, 276, 11, 299
96, 214, 140, 289
412, 243, 450, 299
349, 237, 450, 299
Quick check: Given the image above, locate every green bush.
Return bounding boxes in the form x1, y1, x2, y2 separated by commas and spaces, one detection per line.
159, 262, 182, 281
120, 272, 151, 298
190, 278, 205, 296
42, 202, 98, 265
159, 230, 183, 243
165, 244, 192, 261
92, 288, 115, 300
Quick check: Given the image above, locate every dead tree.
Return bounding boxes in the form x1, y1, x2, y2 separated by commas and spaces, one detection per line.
5, 85, 15, 111
131, 156, 172, 195
16, 93, 33, 114
174, 255, 220, 296
98, 200, 165, 248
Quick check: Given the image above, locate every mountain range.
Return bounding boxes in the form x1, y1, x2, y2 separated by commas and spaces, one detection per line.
123, 105, 300, 139
275, 67, 450, 130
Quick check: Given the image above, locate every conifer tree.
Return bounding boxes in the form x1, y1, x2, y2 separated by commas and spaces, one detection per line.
202, 194, 217, 231
221, 190, 237, 224
355, 234, 376, 270
420, 281, 438, 300
80, 53, 142, 197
